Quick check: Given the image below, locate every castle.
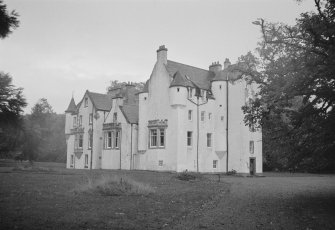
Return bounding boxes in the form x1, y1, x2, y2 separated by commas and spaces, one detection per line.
65, 45, 262, 174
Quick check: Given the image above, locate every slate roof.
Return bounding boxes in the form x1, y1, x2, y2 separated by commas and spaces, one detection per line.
166, 60, 215, 90
119, 104, 139, 124
169, 71, 194, 88
87, 91, 113, 111
65, 97, 77, 113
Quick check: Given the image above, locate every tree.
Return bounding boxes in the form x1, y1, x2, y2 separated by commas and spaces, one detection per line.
107, 80, 145, 92
0, 0, 19, 39
23, 98, 66, 162
236, 0, 335, 172
0, 72, 26, 157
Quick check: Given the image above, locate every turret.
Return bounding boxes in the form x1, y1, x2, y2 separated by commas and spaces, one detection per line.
65, 97, 77, 134
169, 71, 190, 106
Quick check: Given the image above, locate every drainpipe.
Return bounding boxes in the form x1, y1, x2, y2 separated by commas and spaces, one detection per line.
119, 128, 122, 170
196, 97, 199, 172
90, 107, 94, 170
226, 75, 229, 173
130, 124, 133, 170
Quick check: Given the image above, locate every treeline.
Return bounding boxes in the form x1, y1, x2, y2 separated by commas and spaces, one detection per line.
0, 96, 66, 162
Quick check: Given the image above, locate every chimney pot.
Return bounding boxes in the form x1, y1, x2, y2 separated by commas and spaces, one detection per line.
156, 45, 168, 64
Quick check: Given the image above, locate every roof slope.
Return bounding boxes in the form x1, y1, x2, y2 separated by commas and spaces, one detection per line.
119, 104, 139, 124
169, 71, 194, 88
65, 97, 77, 113
87, 91, 113, 111
166, 60, 215, 90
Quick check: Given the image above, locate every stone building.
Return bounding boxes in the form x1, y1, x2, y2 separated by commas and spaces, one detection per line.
65, 45, 262, 174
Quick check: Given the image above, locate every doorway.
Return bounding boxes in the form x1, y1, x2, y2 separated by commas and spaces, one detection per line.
249, 158, 256, 175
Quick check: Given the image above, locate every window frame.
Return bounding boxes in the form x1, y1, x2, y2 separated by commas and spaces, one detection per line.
84, 98, 88, 107
213, 160, 218, 169
70, 155, 74, 166
207, 133, 212, 147
89, 113, 93, 124
114, 131, 120, 149
201, 111, 205, 121
208, 113, 212, 120
188, 110, 193, 121
73, 117, 77, 128
187, 131, 192, 147
149, 128, 166, 149
88, 133, 92, 149
249, 140, 254, 154
105, 131, 112, 149
84, 154, 89, 168
188, 87, 193, 98
78, 115, 82, 127
78, 134, 83, 149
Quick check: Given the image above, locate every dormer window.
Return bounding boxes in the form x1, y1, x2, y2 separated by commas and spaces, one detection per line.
84, 98, 88, 107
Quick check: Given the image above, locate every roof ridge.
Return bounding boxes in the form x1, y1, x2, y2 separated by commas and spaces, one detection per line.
167, 60, 209, 73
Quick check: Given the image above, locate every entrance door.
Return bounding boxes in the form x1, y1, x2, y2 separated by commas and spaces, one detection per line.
249, 158, 256, 175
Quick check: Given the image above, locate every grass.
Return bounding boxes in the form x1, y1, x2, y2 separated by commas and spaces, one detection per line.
0, 161, 334, 230
74, 174, 155, 196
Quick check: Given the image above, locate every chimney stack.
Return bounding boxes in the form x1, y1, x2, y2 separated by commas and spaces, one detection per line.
224, 58, 231, 69
157, 45, 168, 65
209, 61, 222, 73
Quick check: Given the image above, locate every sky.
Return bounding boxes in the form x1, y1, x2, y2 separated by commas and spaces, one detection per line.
0, 0, 316, 114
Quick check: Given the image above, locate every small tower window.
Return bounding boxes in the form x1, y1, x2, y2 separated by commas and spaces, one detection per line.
219, 105, 222, 107
219, 85, 222, 90
144, 97, 147, 100
177, 88, 180, 92
188, 110, 193, 121
221, 116, 224, 121
208, 113, 212, 120
201, 111, 205, 121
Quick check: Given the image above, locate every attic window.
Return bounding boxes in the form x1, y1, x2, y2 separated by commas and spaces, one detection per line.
177, 88, 180, 92
84, 98, 88, 107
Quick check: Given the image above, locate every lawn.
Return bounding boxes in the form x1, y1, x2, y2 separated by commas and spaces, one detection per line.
0, 160, 335, 230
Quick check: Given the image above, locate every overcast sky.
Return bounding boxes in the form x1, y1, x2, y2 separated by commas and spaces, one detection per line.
0, 0, 316, 114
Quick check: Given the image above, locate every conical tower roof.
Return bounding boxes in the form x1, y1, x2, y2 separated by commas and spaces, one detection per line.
65, 97, 77, 113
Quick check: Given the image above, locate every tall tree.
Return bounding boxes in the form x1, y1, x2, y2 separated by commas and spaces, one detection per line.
236, 0, 335, 172
0, 0, 19, 39
0, 72, 26, 157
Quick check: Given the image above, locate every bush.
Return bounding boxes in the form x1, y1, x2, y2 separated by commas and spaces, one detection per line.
176, 171, 202, 181
75, 175, 154, 196
226, 169, 237, 175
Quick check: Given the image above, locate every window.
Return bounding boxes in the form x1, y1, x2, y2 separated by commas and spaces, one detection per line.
158, 160, 163, 166
70, 155, 74, 166
201, 90, 206, 100
187, 131, 192, 146
85, 154, 88, 167
213, 160, 218, 169
105, 131, 112, 148
79, 115, 82, 127
208, 113, 212, 120
113, 112, 117, 122
149, 129, 158, 147
177, 88, 180, 92
114, 131, 120, 148
89, 113, 93, 124
149, 128, 165, 148
159, 129, 165, 147
207, 133, 212, 147
221, 116, 224, 121
201, 111, 205, 121
88, 133, 92, 149
84, 98, 88, 107
188, 88, 193, 98
188, 110, 192, 121
73, 117, 77, 127
249, 141, 254, 154
219, 85, 222, 90
78, 134, 83, 148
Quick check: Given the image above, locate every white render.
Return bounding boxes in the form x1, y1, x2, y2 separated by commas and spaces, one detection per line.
65, 45, 262, 174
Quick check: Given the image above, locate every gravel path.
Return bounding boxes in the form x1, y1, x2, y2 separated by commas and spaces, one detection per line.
170, 175, 335, 230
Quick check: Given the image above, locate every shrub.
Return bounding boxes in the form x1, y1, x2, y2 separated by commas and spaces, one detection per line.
75, 175, 154, 196
175, 171, 201, 181
226, 169, 237, 175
